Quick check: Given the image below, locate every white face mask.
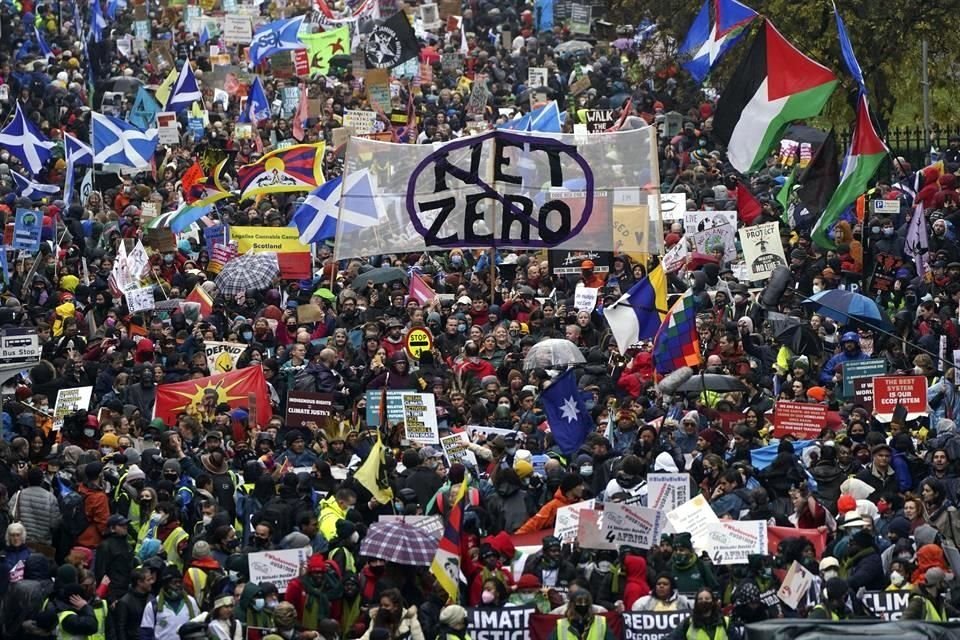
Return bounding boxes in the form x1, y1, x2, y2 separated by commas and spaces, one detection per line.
812, 285, 823, 294
101, 447, 113, 455
202, 515, 212, 526
597, 561, 612, 573
84, 428, 96, 438
890, 571, 905, 586
349, 531, 360, 544
914, 366, 925, 375
227, 570, 241, 581
823, 569, 838, 580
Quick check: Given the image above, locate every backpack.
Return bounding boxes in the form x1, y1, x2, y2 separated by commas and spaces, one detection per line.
59, 487, 89, 538
904, 453, 928, 490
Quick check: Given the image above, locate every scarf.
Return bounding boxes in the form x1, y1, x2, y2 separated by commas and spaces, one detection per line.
301, 575, 330, 630
609, 564, 623, 594
340, 595, 362, 634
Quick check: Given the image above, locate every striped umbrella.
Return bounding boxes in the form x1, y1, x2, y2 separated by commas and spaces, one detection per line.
213, 251, 279, 296
359, 520, 438, 566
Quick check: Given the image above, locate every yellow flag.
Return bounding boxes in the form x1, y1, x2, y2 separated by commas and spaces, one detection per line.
299, 27, 350, 76
354, 433, 393, 504
155, 68, 178, 108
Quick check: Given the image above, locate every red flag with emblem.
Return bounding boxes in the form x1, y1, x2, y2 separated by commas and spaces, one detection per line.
154, 365, 270, 427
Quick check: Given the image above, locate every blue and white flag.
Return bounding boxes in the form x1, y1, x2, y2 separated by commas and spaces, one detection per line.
499, 101, 562, 133
248, 15, 305, 65
238, 76, 271, 123
165, 62, 203, 113
679, 0, 757, 84
293, 170, 380, 244
35, 26, 54, 59
11, 170, 59, 201
541, 369, 594, 456
92, 112, 159, 168
63, 133, 93, 208
90, 0, 108, 42
833, 1, 865, 94
106, 0, 123, 20
199, 23, 211, 46
0, 103, 55, 176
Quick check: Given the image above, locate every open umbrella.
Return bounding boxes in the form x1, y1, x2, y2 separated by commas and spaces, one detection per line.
359, 521, 437, 566
350, 266, 408, 288
774, 318, 823, 357
801, 289, 893, 331
554, 40, 593, 56
523, 339, 586, 370
676, 373, 749, 393
214, 252, 279, 297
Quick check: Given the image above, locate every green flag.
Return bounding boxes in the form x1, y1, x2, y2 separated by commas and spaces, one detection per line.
776, 166, 797, 223
298, 27, 350, 76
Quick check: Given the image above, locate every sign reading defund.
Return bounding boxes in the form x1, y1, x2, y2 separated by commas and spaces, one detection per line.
335, 128, 662, 259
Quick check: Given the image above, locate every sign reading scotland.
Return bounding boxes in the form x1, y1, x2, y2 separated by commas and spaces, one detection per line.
334, 128, 662, 259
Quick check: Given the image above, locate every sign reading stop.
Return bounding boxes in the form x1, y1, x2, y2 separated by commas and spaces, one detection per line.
405, 327, 433, 359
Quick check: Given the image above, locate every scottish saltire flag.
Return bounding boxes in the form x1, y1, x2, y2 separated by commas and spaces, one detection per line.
106, 0, 123, 20
35, 26, 54, 58
165, 62, 203, 113
129, 86, 161, 130
11, 170, 59, 200
64, 133, 93, 207
499, 101, 562, 132
248, 15, 305, 65
199, 23, 211, 46
833, 1, 865, 93
679, 0, 757, 84
92, 113, 159, 168
604, 265, 668, 354
238, 77, 271, 123
0, 103, 55, 176
294, 170, 380, 244
90, 0, 108, 42
652, 288, 701, 375
542, 368, 594, 455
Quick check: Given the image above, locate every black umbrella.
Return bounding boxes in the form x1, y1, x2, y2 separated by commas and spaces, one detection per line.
350, 266, 408, 288
676, 373, 749, 393
775, 319, 823, 357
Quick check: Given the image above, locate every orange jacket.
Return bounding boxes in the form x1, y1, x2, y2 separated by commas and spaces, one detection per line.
76, 483, 110, 548
514, 488, 577, 535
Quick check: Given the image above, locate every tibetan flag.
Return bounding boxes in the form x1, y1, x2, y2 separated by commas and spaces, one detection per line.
652, 288, 701, 375
430, 474, 468, 603
713, 19, 838, 174
186, 283, 214, 318
354, 433, 394, 504
811, 93, 886, 250
154, 365, 270, 426
298, 26, 350, 76
237, 143, 325, 199
604, 264, 668, 354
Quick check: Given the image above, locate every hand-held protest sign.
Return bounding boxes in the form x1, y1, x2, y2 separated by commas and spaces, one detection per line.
665, 494, 720, 552
602, 502, 665, 550
247, 548, 310, 593
772, 401, 827, 439
703, 520, 768, 564
873, 375, 928, 414
401, 393, 439, 444
554, 499, 595, 543
777, 560, 814, 609
53, 386, 94, 431
647, 473, 690, 512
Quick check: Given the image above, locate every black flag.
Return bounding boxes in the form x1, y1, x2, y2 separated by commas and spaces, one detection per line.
795, 129, 840, 218
364, 12, 421, 69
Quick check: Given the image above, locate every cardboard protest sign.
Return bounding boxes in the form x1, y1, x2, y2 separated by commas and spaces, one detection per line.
622, 611, 691, 640
647, 473, 691, 512
574, 287, 599, 312
772, 401, 827, 439
841, 359, 886, 397
366, 68, 391, 110
602, 502, 664, 549
577, 509, 617, 550
665, 495, 720, 552
703, 520, 768, 564
777, 560, 814, 609
870, 253, 905, 293
682, 210, 736, 233
204, 341, 245, 373
247, 548, 310, 593
14, 209, 42, 252
692, 222, 737, 262
401, 393, 439, 444
739, 221, 786, 281
440, 432, 478, 468
873, 375, 928, 414
285, 391, 335, 430
554, 499, 595, 543
528, 67, 548, 88
583, 109, 615, 133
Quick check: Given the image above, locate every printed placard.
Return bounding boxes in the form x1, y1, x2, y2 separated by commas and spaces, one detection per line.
204, 341, 246, 373
873, 375, 928, 414
739, 221, 786, 281
665, 494, 720, 552
247, 548, 310, 594
285, 391, 335, 430
223, 15, 253, 43
573, 286, 598, 312
777, 560, 814, 609
401, 393, 439, 444
53, 386, 94, 431
647, 473, 690, 512
528, 67, 548, 88
343, 109, 377, 135
364, 389, 415, 425
554, 499, 595, 543
772, 401, 827, 439
602, 502, 664, 550
577, 509, 617, 550
440, 432, 478, 468
125, 286, 156, 313
703, 520, 767, 565
156, 112, 180, 144
841, 358, 886, 397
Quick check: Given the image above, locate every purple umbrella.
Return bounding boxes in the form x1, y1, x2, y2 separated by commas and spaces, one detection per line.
359, 521, 438, 566
612, 38, 634, 50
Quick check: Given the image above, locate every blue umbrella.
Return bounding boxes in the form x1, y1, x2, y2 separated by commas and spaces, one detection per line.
801, 289, 893, 331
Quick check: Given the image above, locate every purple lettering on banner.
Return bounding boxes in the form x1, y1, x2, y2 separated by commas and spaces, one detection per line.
404, 130, 595, 248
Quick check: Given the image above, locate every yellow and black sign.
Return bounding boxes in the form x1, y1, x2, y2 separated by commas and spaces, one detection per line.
404, 328, 433, 360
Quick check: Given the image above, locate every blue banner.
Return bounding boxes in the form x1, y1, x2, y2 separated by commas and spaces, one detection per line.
13, 208, 42, 252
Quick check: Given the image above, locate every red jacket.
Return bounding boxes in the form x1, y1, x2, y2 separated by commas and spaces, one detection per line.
76, 483, 110, 548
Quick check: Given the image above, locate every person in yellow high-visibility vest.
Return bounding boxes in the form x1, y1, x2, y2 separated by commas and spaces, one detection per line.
549, 591, 614, 640
903, 567, 958, 620
673, 588, 730, 640
55, 586, 99, 640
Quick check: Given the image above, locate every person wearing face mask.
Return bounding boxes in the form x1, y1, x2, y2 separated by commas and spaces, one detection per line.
670, 588, 728, 640
286, 554, 344, 628
671, 532, 718, 592
183, 540, 226, 610
507, 573, 551, 612
468, 543, 514, 605
487, 468, 533, 534
94, 514, 134, 603
521, 537, 575, 590
328, 520, 361, 576
140, 566, 199, 640
436, 604, 470, 640
549, 590, 613, 640
149, 501, 191, 572
75, 462, 111, 550
819, 332, 870, 385
237, 582, 280, 640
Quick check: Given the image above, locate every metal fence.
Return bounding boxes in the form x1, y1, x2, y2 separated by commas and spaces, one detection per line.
838, 124, 960, 170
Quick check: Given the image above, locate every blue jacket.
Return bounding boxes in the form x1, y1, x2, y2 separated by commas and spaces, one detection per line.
891, 452, 913, 492
819, 348, 869, 384
846, 549, 886, 591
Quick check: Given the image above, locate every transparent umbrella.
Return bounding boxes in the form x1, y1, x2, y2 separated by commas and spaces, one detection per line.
523, 339, 586, 370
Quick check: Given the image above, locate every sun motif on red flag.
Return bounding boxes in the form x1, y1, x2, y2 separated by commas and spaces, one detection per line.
330, 38, 345, 54
167, 376, 252, 413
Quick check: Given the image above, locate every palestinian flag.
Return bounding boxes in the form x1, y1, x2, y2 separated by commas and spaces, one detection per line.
714, 20, 838, 174
812, 93, 887, 249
